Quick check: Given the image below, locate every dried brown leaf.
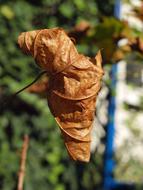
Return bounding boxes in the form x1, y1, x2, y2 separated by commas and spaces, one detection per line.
18, 28, 103, 162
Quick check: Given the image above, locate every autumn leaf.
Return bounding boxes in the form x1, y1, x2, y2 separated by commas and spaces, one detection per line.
18, 28, 104, 162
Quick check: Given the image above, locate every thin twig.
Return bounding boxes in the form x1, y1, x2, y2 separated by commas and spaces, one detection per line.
14, 71, 47, 96
0, 70, 47, 112
17, 135, 29, 190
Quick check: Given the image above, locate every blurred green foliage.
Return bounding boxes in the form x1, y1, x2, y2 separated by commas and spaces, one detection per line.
0, 0, 109, 189
1, 0, 142, 189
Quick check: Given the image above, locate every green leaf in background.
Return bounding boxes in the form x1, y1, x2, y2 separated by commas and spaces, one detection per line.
73, 0, 85, 11
59, 2, 74, 18
0, 5, 14, 19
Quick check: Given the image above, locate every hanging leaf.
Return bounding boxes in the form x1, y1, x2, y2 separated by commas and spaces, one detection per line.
18, 28, 104, 162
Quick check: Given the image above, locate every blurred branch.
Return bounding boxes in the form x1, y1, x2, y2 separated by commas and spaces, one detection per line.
17, 135, 29, 190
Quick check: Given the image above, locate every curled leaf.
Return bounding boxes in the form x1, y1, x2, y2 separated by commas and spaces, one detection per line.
18, 28, 104, 162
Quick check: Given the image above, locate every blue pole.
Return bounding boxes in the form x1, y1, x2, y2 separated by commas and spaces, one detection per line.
103, 65, 118, 190
114, 0, 121, 18
103, 0, 120, 190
